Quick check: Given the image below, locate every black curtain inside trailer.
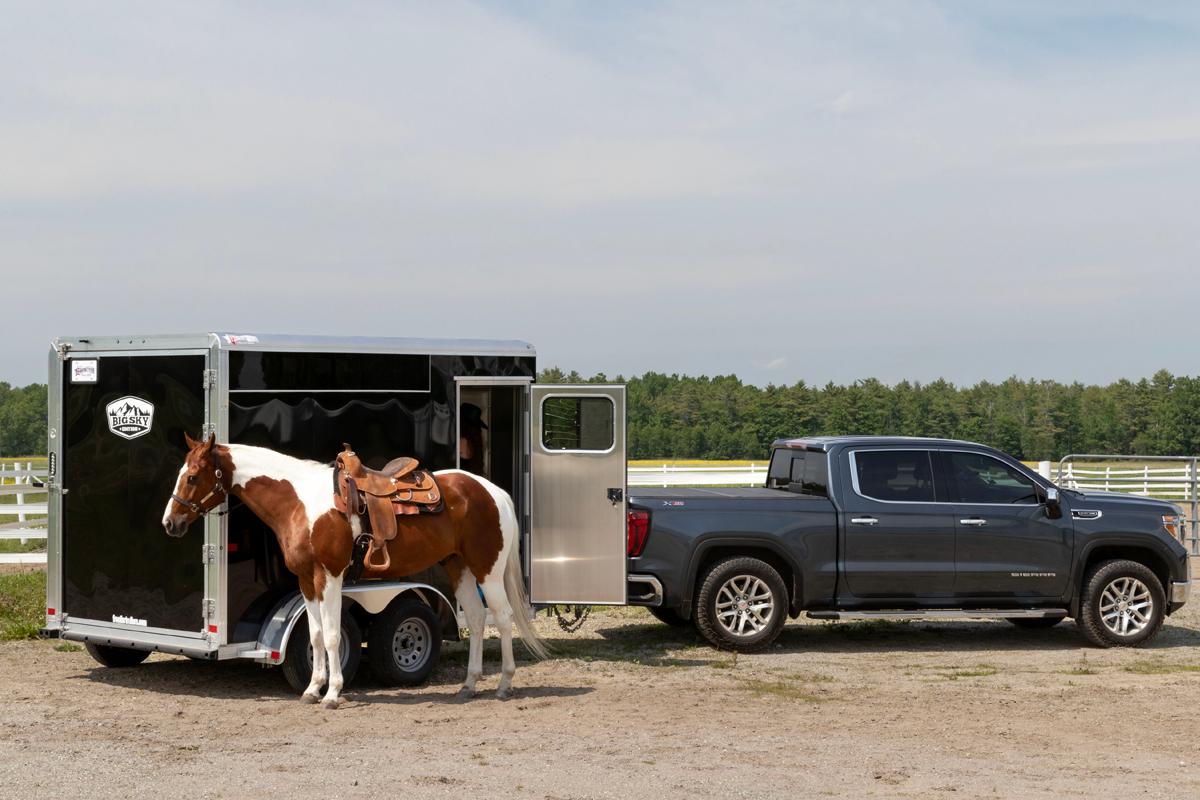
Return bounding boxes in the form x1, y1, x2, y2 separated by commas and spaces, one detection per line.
224, 353, 534, 643
62, 355, 206, 631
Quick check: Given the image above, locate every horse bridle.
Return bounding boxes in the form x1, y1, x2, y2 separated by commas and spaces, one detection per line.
172, 446, 229, 518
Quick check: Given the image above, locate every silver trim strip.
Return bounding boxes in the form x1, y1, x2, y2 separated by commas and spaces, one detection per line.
960, 518, 988, 526
808, 609, 1068, 620
1071, 509, 1103, 520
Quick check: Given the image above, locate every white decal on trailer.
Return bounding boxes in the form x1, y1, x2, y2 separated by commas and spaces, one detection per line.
106, 396, 155, 440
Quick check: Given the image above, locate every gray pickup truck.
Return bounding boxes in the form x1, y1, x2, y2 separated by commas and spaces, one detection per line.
625, 436, 1192, 651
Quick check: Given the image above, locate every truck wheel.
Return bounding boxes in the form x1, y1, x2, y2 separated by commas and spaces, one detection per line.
368, 598, 441, 687
648, 606, 692, 627
1006, 616, 1063, 629
281, 610, 362, 695
84, 642, 152, 668
1078, 559, 1165, 648
693, 557, 788, 652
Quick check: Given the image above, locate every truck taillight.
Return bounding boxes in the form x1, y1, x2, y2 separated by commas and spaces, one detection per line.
627, 510, 650, 557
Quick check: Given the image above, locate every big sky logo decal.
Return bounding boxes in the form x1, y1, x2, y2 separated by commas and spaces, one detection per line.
106, 396, 155, 440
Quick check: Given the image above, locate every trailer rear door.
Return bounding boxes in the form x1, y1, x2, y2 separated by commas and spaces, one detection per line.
529, 384, 626, 605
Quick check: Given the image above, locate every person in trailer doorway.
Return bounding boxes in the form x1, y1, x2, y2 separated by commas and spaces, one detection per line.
459, 403, 488, 476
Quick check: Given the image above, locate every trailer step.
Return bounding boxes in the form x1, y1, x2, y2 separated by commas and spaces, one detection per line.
807, 609, 1068, 621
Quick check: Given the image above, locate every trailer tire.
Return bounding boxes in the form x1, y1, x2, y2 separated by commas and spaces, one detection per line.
368, 598, 441, 687
693, 556, 787, 652
281, 610, 362, 695
648, 606, 692, 627
1078, 559, 1165, 648
84, 642, 152, 668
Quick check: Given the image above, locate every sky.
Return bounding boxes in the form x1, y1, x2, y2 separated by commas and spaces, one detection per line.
2, 1, 1199, 389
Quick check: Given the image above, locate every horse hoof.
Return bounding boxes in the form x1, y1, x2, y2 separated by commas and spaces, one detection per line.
456, 686, 475, 700
302, 693, 320, 705
496, 688, 513, 701
320, 698, 340, 710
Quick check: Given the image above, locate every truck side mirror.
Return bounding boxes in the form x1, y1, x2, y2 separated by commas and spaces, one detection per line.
1045, 487, 1060, 512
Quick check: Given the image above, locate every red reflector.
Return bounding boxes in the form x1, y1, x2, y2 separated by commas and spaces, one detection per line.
271, 651, 280, 660
47, 608, 56, 616
228, 543, 238, 552
627, 510, 650, 557
208, 625, 217, 633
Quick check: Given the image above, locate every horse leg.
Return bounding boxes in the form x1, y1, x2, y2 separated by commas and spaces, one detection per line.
318, 570, 345, 710
300, 595, 326, 704
478, 574, 516, 700
453, 566, 486, 699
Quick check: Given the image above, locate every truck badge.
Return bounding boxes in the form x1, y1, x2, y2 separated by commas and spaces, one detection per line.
106, 396, 155, 440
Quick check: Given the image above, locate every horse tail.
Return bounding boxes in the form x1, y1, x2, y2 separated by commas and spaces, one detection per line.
502, 498, 550, 659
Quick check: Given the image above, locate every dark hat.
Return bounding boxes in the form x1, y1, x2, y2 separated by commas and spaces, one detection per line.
460, 403, 488, 430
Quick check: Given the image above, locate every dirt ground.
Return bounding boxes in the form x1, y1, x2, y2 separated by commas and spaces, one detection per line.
4, 562, 1200, 800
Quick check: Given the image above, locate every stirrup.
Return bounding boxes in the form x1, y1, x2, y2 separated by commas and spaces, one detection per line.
366, 542, 390, 571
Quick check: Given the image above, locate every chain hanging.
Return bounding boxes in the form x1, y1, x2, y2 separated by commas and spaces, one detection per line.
552, 604, 591, 633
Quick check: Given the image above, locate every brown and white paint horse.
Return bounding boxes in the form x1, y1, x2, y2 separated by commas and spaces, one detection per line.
162, 434, 547, 709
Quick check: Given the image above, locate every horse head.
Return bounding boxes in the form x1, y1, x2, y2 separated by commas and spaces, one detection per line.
161, 432, 227, 537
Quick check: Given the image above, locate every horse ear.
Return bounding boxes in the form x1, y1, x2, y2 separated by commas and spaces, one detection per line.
184, 431, 198, 449
205, 433, 216, 451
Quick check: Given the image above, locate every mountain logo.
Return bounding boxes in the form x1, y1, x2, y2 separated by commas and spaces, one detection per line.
106, 396, 155, 440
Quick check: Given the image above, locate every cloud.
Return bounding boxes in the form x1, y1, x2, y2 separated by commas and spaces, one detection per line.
764, 358, 787, 370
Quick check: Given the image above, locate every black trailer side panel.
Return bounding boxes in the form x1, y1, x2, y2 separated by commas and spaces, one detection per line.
62, 355, 206, 631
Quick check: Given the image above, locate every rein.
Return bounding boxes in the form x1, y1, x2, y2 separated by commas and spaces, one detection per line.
172, 446, 230, 518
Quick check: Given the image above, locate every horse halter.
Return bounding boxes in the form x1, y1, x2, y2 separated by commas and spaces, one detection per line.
172, 446, 228, 518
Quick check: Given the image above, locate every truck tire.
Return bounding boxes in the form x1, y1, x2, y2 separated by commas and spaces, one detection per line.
1078, 559, 1165, 648
648, 606, 692, 627
368, 598, 441, 687
693, 557, 788, 652
84, 642, 152, 668
281, 610, 362, 695
1006, 616, 1063, 629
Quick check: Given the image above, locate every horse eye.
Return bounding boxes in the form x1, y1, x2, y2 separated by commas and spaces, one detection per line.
186, 475, 197, 485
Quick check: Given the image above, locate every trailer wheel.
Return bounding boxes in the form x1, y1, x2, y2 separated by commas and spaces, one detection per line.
693, 556, 788, 652
84, 642, 152, 668
281, 610, 362, 695
648, 606, 692, 627
368, 598, 441, 687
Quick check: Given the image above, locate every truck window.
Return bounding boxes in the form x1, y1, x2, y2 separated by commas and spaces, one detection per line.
767, 450, 828, 497
943, 452, 1038, 505
541, 396, 614, 451
853, 450, 935, 503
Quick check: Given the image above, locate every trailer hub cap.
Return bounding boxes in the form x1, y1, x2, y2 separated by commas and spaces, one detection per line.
392, 618, 432, 671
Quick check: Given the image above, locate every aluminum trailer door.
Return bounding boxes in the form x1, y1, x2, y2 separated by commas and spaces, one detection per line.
530, 384, 627, 605
60, 352, 209, 638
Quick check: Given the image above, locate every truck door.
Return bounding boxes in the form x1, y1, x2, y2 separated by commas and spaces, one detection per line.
61, 353, 208, 634
529, 384, 627, 605
940, 450, 1072, 598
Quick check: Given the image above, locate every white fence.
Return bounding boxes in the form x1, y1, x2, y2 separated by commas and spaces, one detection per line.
629, 464, 766, 487
1, 462, 47, 565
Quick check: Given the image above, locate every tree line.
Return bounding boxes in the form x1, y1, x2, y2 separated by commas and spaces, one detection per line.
4, 369, 1199, 461
538, 367, 1200, 462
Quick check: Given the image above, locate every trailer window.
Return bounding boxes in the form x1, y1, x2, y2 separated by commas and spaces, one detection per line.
542, 396, 614, 451
229, 351, 430, 392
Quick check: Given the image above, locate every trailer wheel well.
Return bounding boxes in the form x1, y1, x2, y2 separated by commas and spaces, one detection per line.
695, 545, 798, 615
1083, 546, 1171, 597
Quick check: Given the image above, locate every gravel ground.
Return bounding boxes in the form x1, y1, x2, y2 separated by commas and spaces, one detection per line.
3, 561, 1200, 800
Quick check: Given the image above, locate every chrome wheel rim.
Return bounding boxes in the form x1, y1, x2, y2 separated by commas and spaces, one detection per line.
715, 575, 775, 637
1099, 577, 1153, 637
392, 618, 431, 671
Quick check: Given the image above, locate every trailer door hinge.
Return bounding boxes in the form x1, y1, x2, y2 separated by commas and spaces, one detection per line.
202, 599, 217, 619
202, 369, 218, 390
202, 544, 217, 565
56, 342, 73, 361
200, 422, 216, 440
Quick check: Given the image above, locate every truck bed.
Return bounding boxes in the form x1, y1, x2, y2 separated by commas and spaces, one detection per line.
629, 487, 805, 500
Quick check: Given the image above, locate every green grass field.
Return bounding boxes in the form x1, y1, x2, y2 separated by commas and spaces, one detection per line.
0, 568, 45, 640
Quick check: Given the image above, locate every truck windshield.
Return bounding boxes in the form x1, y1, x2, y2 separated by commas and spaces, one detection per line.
767, 449, 828, 497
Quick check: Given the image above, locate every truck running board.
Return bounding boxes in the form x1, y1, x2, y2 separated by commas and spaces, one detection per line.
807, 609, 1068, 621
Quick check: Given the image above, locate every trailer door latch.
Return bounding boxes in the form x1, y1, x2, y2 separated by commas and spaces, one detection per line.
607, 488, 623, 506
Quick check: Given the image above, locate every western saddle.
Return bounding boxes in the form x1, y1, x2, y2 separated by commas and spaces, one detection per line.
333, 443, 443, 578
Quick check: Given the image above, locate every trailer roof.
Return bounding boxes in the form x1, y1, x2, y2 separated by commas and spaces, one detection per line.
53, 333, 536, 357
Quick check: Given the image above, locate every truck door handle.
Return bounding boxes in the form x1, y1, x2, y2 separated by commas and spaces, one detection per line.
850, 517, 879, 525
960, 518, 987, 526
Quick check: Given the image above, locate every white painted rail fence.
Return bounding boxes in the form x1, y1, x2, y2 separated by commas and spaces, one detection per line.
629, 464, 766, 487
1, 462, 48, 565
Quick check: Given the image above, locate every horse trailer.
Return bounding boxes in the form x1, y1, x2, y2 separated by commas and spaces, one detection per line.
38, 333, 640, 688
